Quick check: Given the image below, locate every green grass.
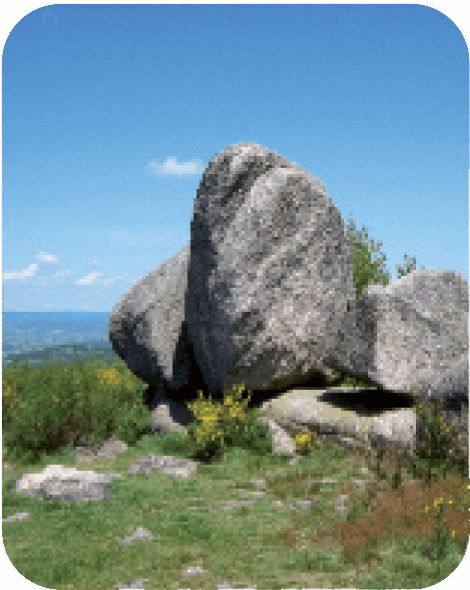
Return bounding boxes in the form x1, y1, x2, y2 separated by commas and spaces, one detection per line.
2, 347, 468, 590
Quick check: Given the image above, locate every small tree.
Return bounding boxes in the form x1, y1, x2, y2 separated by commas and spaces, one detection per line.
395, 253, 425, 279
344, 215, 425, 300
344, 215, 392, 300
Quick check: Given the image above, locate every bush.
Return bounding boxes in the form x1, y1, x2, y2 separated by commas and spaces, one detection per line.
345, 215, 425, 300
411, 394, 467, 486
345, 216, 391, 300
161, 382, 275, 464
294, 427, 325, 456
114, 398, 152, 447
2, 356, 149, 465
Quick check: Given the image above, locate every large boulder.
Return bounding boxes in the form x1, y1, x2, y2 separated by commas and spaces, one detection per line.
325, 269, 469, 412
184, 142, 355, 400
110, 142, 467, 434
110, 142, 349, 411
108, 245, 207, 409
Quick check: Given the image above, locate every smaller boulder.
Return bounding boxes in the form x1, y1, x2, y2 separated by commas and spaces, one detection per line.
14, 465, 123, 503
328, 270, 469, 409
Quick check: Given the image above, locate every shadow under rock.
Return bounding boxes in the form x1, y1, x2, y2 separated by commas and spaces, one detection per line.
142, 367, 464, 425
241, 382, 416, 419
317, 387, 416, 416
318, 387, 468, 426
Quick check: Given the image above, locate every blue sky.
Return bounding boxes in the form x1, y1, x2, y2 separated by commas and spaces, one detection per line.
2, 3, 469, 313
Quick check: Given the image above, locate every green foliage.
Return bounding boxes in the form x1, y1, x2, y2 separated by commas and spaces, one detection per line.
114, 399, 152, 447
345, 215, 391, 300
162, 383, 275, 464
345, 215, 425, 300
2, 353, 149, 465
294, 427, 324, 456
422, 498, 457, 566
159, 428, 197, 458
395, 253, 426, 279
411, 395, 466, 487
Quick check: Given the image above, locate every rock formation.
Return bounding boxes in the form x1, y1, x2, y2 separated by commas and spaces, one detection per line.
109, 142, 468, 465
109, 142, 351, 411
325, 269, 469, 410
185, 142, 355, 398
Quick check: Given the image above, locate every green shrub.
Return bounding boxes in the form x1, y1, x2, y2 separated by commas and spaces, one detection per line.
345, 215, 425, 300
161, 382, 275, 464
114, 398, 152, 447
2, 356, 149, 464
411, 394, 466, 487
345, 216, 392, 300
159, 428, 197, 458
294, 427, 324, 456
395, 253, 426, 280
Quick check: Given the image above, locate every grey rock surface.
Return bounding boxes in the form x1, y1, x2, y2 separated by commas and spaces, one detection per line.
185, 142, 355, 399
107, 143, 468, 463
326, 269, 469, 408
108, 244, 207, 407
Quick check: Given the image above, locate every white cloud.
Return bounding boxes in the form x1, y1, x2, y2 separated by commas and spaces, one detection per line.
2, 252, 134, 290
146, 156, 205, 177
2, 251, 142, 311
2, 263, 39, 280
54, 269, 72, 278
74, 271, 103, 286
36, 252, 59, 263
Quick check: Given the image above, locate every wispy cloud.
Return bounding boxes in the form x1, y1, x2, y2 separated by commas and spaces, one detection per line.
74, 271, 104, 286
36, 252, 59, 264
2, 252, 134, 287
2, 263, 40, 280
146, 156, 205, 177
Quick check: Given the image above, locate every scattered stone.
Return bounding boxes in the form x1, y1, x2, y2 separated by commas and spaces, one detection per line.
12, 464, 123, 503
127, 454, 199, 478
74, 432, 130, 464
3, 422, 368, 590
147, 392, 194, 435
3, 438, 372, 590
4, 385, 466, 590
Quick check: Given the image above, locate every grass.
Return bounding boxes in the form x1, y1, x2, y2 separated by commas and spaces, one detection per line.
2, 346, 469, 590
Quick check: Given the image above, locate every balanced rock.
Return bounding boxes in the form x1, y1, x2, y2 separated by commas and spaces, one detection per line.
109, 142, 348, 411
326, 269, 469, 411
184, 142, 355, 400
109, 142, 468, 440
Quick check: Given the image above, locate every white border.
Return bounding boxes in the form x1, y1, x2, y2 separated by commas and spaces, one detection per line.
1, 2, 468, 590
